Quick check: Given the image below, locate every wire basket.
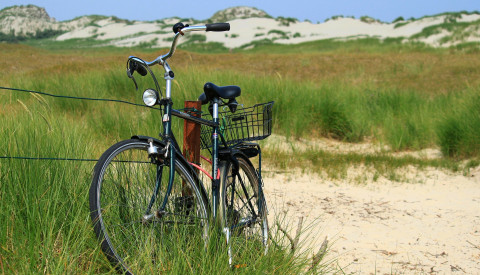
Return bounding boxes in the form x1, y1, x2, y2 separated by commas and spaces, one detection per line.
200, 101, 274, 149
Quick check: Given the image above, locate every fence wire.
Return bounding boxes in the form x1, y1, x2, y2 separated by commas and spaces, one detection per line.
0, 86, 158, 162
0, 86, 160, 110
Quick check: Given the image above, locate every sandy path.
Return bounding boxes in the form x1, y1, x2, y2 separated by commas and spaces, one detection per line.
263, 167, 480, 274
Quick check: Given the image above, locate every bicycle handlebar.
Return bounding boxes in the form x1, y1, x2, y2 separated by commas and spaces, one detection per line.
126, 22, 230, 94
138, 22, 230, 70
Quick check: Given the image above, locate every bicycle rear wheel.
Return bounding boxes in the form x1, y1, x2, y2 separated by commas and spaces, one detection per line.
89, 139, 208, 274
219, 153, 268, 264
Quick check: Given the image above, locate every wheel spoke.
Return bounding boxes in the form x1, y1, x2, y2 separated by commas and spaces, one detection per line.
221, 155, 269, 264
90, 140, 208, 273
235, 174, 258, 217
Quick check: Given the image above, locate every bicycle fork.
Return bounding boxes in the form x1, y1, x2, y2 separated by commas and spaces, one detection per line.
142, 139, 176, 222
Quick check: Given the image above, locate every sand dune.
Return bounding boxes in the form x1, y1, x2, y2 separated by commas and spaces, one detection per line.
2, 5, 480, 48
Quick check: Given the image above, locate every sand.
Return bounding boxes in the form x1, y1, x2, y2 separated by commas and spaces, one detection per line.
263, 163, 480, 274
50, 12, 480, 48
5, 6, 480, 47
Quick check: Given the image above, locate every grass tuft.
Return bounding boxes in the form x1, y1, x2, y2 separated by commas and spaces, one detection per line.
314, 96, 356, 141
437, 95, 480, 158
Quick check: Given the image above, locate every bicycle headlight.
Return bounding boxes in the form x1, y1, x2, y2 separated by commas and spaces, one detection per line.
142, 89, 159, 107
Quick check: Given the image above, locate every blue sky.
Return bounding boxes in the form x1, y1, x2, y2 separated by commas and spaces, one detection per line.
1, 0, 479, 23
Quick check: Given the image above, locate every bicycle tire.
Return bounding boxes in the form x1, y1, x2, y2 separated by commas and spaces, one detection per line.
219, 153, 268, 264
89, 139, 208, 274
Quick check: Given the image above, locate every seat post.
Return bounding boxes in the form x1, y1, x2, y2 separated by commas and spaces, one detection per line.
212, 98, 219, 120
211, 97, 220, 219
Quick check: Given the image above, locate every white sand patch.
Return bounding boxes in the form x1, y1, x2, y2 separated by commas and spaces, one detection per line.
465, 34, 480, 43
97, 22, 162, 40
206, 18, 282, 48
204, 15, 473, 48
57, 20, 167, 42
264, 166, 480, 273
261, 136, 478, 272
57, 26, 98, 40
95, 18, 114, 27
458, 14, 480, 23
416, 29, 451, 47
110, 32, 174, 48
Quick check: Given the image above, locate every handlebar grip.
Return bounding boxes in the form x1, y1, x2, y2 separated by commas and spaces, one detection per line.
205, 23, 230, 32
136, 63, 148, 76
129, 59, 148, 76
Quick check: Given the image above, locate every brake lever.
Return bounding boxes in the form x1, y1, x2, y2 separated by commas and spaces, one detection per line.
126, 68, 139, 90
126, 62, 139, 90
129, 59, 148, 76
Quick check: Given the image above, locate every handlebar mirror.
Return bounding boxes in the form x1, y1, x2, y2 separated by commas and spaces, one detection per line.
172, 22, 185, 34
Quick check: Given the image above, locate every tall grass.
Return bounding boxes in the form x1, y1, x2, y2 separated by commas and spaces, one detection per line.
0, 106, 108, 273
437, 93, 480, 158
180, 68, 478, 153
0, 79, 324, 273
2, 45, 480, 154
1, 42, 480, 273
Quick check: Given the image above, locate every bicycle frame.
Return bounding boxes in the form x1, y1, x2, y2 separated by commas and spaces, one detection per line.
129, 23, 264, 225
89, 22, 270, 273
159, 99, 228, 220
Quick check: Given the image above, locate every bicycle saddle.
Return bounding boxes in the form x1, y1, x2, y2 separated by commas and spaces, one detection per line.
198, 82, 241, 105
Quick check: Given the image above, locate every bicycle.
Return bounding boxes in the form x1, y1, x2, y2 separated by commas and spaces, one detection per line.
88, 22, 274, 274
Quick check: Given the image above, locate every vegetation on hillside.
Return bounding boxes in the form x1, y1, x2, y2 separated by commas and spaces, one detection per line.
2, 5, 480, 50
207, 6, 271, 22
0, 29, 65, 42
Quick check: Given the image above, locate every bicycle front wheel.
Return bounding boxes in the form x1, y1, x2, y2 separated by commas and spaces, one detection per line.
219, 153, 268, 264
89, 139, 209, 274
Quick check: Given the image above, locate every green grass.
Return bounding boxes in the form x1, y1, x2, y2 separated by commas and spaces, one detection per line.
238, 37, 432, 54
20, 36, 435, 54
1, 41, 480, 273
2, 47, 480, 154
263, 147, 462, 181
437, 94, 480, 158
0, 82, 325, 274
24, 37, 113, 50
0, 106, 107, 273
0, 47, 336, 273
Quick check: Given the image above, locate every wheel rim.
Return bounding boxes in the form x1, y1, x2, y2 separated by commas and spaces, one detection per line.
95, 142, 208, 273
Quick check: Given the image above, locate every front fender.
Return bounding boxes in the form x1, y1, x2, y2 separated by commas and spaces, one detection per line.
131, 135, 165, 146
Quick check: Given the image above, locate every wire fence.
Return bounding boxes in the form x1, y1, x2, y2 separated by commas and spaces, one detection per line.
0, 86, 157, 162
0, 86, 160, 110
